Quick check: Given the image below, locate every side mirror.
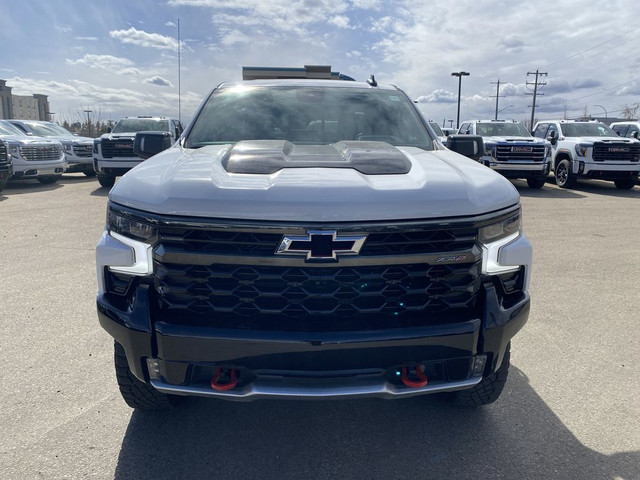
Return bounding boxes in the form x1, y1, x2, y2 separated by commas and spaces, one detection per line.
133, 131, 173, 160
633, 131, 639, 139
446, 135, 484, 161
547, 131, 557, 145
107, 127, 112, 133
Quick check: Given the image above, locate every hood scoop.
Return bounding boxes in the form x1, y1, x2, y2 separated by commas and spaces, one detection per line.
222, 140, 412, 175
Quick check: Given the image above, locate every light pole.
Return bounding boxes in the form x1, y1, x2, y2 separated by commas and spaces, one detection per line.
593, 104, 607, 118
451, 71, 470, 129
83, 109, 93, 137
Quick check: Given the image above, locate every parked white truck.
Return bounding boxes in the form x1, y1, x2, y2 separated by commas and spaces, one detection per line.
457, 120, 551, 188
532, 120, 640, 189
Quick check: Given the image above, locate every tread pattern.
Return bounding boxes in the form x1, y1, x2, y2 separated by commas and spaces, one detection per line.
453, 344, 510, 407
114, 342, 178, 410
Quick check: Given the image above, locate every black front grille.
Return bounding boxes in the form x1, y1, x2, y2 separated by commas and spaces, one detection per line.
154, 261, 482, 331
593, 142, 640, 162
0, 141, 8, 166
100, 139, 135, 158
158, 227, 477, 257
495, 144, 546, 162
73, 144, 93, 158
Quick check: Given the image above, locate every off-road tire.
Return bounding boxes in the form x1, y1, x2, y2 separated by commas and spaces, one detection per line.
614, 178, 637, 190
555, 159, 576, 188
97, 174, 116, 188
37, 176, 60, 185
527, 176, 546, 189
452, 343, 511, 407
114, 341, 180, 410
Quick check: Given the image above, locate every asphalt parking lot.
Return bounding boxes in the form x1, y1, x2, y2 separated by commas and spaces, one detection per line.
0, 174, 638, 480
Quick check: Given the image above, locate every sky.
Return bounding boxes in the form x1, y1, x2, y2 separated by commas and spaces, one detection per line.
2, 0, 639, 129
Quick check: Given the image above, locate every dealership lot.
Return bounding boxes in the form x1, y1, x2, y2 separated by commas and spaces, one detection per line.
0, 174, 638, 480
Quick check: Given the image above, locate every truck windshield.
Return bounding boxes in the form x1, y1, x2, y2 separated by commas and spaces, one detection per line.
112, 119, 169, 133
186, 85, 433, 150
0, 121, 27, 136
476, 123, 531, 137
561, 123, 617, 137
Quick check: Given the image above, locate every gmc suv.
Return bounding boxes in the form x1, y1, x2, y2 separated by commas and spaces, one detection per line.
0, 120, 65, 185
9, 120, 95, 177
532, 120, 640, 189
458, 120, 551, 188
96, 78, 532, 410
93, 116, 183, 188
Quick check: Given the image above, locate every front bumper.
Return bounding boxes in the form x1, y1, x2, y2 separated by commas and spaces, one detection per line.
577, 160, 640, 179
488, 161, 550, 179
97, 283, 529, 401
94, 157, 142, 175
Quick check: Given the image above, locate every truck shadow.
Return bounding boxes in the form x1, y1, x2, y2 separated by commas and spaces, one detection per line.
514, 178, 639, 199
114, 367, 638, 480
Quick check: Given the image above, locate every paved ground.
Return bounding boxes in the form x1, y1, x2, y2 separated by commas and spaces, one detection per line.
0, 174, 638, 480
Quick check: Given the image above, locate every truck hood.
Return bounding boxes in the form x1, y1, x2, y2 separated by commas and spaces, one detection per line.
561, 136, 637, 144
0, 135, 62, 147
483, 136, 548, 144
99, 133, 138, 140
110, 143, 520, 222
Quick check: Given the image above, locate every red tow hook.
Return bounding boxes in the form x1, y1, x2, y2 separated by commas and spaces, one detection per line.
401, 365, 428, 388
211, 367, 238, 391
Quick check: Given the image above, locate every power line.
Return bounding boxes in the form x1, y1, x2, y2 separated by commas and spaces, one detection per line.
542, 27, 639, 69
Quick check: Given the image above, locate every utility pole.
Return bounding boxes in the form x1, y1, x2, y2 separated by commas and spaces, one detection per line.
526, 70, 547, 130
490, 79, 505, 120
84, 109, 93, 137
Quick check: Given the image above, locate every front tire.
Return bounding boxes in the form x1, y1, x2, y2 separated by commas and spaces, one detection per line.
451, 343, 511, 407
84, 170, 97, 178
527, 176, 546, 189
555, 159, 576, 188
114, 342, 181, 410
614, 178, 637, 190
97, 174, 116, 188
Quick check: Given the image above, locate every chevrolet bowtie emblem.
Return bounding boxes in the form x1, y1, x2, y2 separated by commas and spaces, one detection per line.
276, 230, 367, 261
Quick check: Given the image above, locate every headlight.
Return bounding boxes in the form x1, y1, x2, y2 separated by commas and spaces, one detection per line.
9, 144, 19, 158
93, 140, 100, 153
485, 145, 495, 157
63, 143, 73, 152
479, 210, 522, 274
101, 208, 157, 278
108, 209, 157, 242
574, 144, 590, 157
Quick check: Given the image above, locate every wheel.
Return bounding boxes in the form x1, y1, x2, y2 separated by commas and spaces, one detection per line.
37, 176, 60, 185
451, 343, 511, 407
97, 174, 116, 188
555, 159, 576, 188
526, 176, 546, 189
114, 341, 181, 410
84, 170, 97, 177
614, 178, 637, 190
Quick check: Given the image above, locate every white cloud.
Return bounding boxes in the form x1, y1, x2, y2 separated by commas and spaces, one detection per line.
109, 27, 179, 50
66, 54, 134, 70
74, 36, 98, 41
329, 15, 351, 29
144, 76, 174, 87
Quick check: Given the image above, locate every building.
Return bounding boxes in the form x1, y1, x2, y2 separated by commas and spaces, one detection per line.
242, 65, 355, 81
0, 79, 51, 120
